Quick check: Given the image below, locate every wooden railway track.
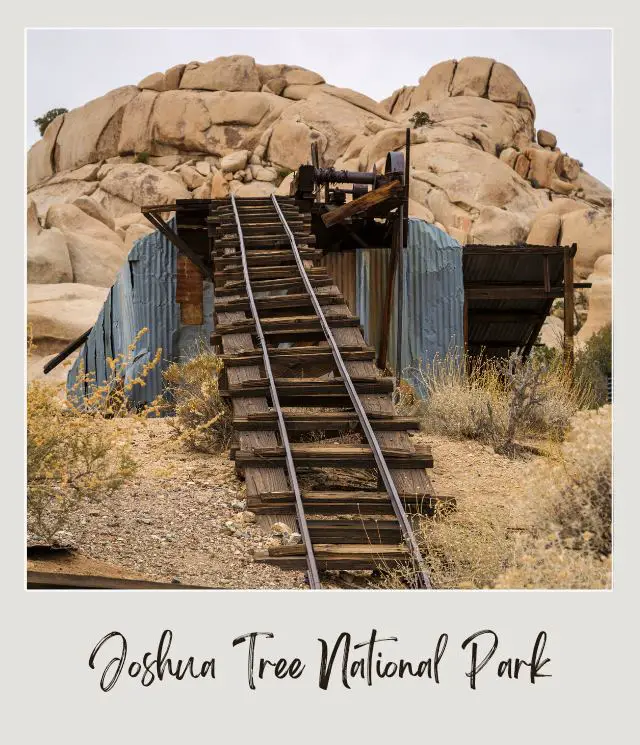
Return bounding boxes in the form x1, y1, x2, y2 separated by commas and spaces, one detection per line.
211, 195, 443, 589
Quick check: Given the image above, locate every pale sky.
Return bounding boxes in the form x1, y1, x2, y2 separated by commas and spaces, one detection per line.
26, 28, 612, 186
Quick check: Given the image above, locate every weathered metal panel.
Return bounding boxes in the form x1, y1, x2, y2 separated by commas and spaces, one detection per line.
356, 219, 464, 385
320, 251, 357, 312
67, 219, 180, 407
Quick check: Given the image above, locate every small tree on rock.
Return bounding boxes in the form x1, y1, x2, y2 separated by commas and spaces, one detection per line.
34, 108, 68, 137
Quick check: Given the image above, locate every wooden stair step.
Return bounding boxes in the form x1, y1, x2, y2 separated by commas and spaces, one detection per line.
253, 543, 410, 570
217, 234, 316, 248
215, 249, 320, 268
247, 490, 452, 516
214, 293, 345, 313
233, 411, 419, 432
219, 345, 375, 366
234, 443, 433, 469
214, 220, 310, 234
306, 519, 402, 544
215, 277, 334, 296
213, 315, 359, 336
222, 376, 394, 398
214, 266, 328, 282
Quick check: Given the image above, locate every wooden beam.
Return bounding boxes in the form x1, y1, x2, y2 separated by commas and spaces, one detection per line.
321, 179, 403, 228
564, 244, 576, 370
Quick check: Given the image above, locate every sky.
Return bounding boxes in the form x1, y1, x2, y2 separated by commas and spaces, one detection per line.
26, 28, 612, 186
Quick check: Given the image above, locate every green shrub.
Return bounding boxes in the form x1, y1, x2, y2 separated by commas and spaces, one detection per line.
575, 323, 611, 407
34, 108, 68, 137
134, 151, 151, 164
409, 111, 432, 129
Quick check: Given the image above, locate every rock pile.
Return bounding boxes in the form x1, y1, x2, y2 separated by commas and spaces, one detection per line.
27, 54, 611, 372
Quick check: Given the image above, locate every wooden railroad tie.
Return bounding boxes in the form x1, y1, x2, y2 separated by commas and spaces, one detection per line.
232, 411, 420, 432
233, 443, 433, 469
219, 345, 376, 366
221, 376, 395, 399
247, 490, 454, 516
252, 544, 411, 571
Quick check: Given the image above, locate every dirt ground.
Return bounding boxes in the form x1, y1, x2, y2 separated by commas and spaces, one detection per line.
55, 418, 307, 589
32, 417, 549, 589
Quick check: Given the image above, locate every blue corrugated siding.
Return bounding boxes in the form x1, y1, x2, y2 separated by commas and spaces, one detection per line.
356, 219, 464, 390
67, 220, 181, 407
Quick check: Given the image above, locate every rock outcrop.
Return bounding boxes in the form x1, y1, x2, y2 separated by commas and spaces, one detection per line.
27, 54, 612, 359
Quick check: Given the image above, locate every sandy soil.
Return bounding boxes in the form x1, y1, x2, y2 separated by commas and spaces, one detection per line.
59, 418, 307, 589
35, 418, 547, 589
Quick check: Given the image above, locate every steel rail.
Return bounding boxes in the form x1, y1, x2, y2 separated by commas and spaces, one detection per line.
229, 195, 322, 589
271, 194, 432, 589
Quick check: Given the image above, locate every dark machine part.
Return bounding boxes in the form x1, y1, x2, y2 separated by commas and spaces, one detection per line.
293, 153, 404, 202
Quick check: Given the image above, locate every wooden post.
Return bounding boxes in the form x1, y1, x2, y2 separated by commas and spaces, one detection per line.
395, 210, 405, 387
463, 295, 469, 352
563, 244, 575, 370
377, 219, 400, 370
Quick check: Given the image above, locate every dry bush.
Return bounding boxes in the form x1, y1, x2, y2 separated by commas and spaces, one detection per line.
380, 406, 611, 590
530, 405, 612, 555
413, 500, 515, 589
162, 350, 233, 453
68, 328, 163, 418
410, 350, 588, 453
494, 534, 611, 589
27, 381, 136, 543
27, 327, 163, 543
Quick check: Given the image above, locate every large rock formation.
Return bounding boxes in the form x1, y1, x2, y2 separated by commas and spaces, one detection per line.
27, 54, 611, 365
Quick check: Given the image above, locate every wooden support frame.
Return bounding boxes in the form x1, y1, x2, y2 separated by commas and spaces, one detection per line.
563, 243, 576, 369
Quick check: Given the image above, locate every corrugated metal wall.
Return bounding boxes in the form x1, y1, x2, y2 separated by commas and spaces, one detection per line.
356, 219, 464, 385
67, 220, 213, 407
319, 251, 357, 312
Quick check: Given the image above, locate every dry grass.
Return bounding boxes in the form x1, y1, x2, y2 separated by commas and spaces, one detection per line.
27, 380, 136, 543
381, 405, 611, 590
162, 350, 233, 453
27, 327, 163, 544
402, 350, 591, 455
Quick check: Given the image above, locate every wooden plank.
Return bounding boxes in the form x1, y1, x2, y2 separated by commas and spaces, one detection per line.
233, 412, 420, 432
215, 250, 320, 268
216, 234, 316, 248
27, 571, 213, 590
306, 519, 402, 544
563, 245, 575, 369
321, 180, 403, 228
220, 346, 375, 366
255, 543, 410, 570
248, 490, 452, 516
224, 377, 394, 397
234, 443, 433, 469
213, 315, 360, 336
215, 266, 329, 283
215, 293, 345, 313
215, 277, 334, 296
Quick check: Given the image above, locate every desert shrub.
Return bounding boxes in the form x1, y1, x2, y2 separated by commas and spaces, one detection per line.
415, 500, 515, 589
162, 350, 233, 453
34, 107, 68, 137
67, 328, 163, 417
411, 350, 588, 452
275, 168, 293, 186
495, 405, 612, 587
409, 111, 432, 128
27, 381, 136, 543
134, 151, 150, 164
575, 323, 612, 407
494, 534, 611, 589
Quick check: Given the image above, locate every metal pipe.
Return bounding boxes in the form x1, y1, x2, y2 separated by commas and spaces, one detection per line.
313, 168, 377, 185
272, 194, 431, 589
230, 195, 321, 590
